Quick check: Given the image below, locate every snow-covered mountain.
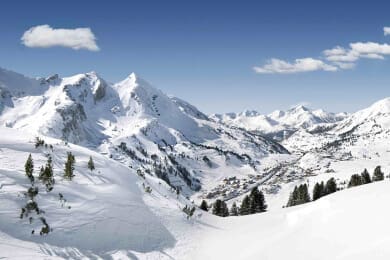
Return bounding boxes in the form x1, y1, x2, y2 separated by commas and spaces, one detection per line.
283, 97, 390, 153
211, 105, 347, 141
2, 66, 390, 259
0, 67, 288, 198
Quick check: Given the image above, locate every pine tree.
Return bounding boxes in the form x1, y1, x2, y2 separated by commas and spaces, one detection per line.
249, 187, 259, 214
249, 187, 267, 213
230, 202, 239, 216
212, 199, 229, 217
361, 169, 371, 184
212, 199, 221, 216
312, 182, 325, 201
39, 156, 55, 191
64, 152, 75, 180
222, 201, 229, 217
325, 177, 337, 194
258, 190, 267, 212
348, 174, 363, 187
200, 200, 208, 211
24, 154, 34, 183
87, 156, 95, 171
372, 166, 384, 182
287, 184, 310, 207
298, 184, 311, 203
239, 195, 251, 215
287, 186, 298, 207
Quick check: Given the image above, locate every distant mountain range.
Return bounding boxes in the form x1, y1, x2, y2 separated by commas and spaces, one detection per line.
211, 105, 348, 141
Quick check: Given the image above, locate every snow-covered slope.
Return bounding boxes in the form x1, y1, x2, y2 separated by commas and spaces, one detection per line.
0, 67, 289, 201
0, 127, 198, 258
2, 125, 390, 260
278, 97, 390, 196
195, 180, 390, 260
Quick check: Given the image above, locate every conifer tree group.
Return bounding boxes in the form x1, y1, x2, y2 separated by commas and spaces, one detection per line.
212, 199, 229, 217
348, 174, 363, 187
20, 143, 98, 236
210, 187, 267, 217
348, 166, 384, 188
287, 184, 310, 207
239, 187, 267, 215
312, 177, 337, 201
39, 156, 55, 191
287, 166, 386, 208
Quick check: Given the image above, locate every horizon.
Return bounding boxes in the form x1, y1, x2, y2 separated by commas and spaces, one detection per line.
1, 0, 390, 114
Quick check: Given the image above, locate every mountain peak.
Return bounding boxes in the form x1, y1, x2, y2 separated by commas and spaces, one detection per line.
289, 105, 310, 113
128, 72, 137, 79
369, 97, 390, 112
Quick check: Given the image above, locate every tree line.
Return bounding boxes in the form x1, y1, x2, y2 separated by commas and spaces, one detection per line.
200, 187, 267, 217
286, 166, 385, 207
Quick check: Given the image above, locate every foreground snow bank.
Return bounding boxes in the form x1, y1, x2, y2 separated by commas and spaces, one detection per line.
195, 180, 390, 260
0, 127, 177, 257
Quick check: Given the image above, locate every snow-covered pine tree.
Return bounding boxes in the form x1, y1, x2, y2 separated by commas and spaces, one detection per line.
348, 174, 363, 187
239, 195, 251, 215
249, 187, 267, 213
200, 200, 208, 211
88, 156, 95, 171
361, 168, 371, 184
212, 199, 228, 217
325, 177, 337, 194
372, 166, 384, 182
24, 154, 34, 183
298, 184, 310, 203
64, 152, 75, 180
287, 186, 298, 207
39, 156, 55, 191
230, 202, 239, 216
312, 182, 325, 201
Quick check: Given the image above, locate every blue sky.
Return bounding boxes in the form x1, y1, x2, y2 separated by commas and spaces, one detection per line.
1, 0, 390, 114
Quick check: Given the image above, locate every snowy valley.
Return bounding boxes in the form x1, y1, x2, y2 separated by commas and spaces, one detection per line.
1, 66, 390, 259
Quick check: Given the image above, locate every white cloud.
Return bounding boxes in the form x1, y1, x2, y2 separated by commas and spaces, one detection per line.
21, 24, 99, 51
324, 42, 390, 63
350, 42, 390, 55
253, 58, 337, 74
333, 62, 355, 70
323, 46, 347, 56
255, 26, 390, 74
324, 49, 359, 62
384, 27, 390, 36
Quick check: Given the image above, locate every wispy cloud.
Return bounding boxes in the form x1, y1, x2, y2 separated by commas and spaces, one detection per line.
254, 26, 390, 74
21, 24, 99, 51
253, 58, 337, 74
384, 27, 390, 36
